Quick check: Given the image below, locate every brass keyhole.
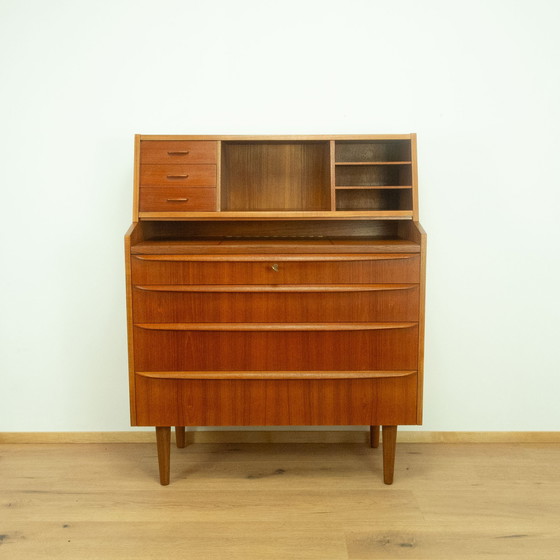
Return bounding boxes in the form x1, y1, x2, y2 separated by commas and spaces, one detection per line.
271, 264, 279, 272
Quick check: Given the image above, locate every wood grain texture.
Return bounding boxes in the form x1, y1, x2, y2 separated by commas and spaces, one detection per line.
135, 322, 417, 331
134, 376, 418, 426
132, 240, 420, 255
415, 220, 427, 423
139, 187, 217, 212
133, 134, 141, 221
140, 140, 217, 164
411, 132, 419, 221
126, 134, 426, 485
382, 425, 397, 484
2, 442, 559, 559
130, 254, 421, 284
3, 431, 560, 444
137, 371, 416, 380
140, 133, 415, 140
133, 218, 407, 241
134, 253, 418, 262
124, 222, 142, 425
175, 426, 186, 448
155, 426, 170, 485
140, 164, 216, 186
138, 210, 415, 219
335, 163, 412, 188
132, 284, 420, 323
335, 188, 412, 211
221, 142, 331, 211
329, 140, 336, 209
216, 140, 222, 211
133, 326, 419, 372
335, 140, 412, 163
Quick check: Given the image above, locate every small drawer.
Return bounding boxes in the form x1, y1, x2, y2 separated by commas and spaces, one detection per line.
139, 187, 216, 212
130, 254, 421, 285
133, 324, 419, 372
140, 141, 217, 164
140, 164, 216, 187
132, 285, 420, 323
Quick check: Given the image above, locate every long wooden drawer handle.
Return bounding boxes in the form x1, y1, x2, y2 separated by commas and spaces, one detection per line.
166, 174, 189, 179
166, 198, 189, 202
137, 370, 417, 380
167, 151, 190, 156
134, 284, 416, 293
133, 254, 418, 263
136, 322, 417, 332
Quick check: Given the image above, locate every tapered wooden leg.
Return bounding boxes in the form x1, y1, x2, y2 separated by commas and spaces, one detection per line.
175, 426, 186, 448
369, 425, 380, 448
155, 427, 171, 486
382, 425, 397, 485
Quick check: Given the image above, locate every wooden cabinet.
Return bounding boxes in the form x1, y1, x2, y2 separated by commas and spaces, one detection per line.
125, 134, 426, 485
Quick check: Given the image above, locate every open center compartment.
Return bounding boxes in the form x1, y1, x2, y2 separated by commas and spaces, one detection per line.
220, 141, 331, 211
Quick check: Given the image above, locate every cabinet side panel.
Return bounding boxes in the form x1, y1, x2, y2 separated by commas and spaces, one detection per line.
133, 135, 141, 221
125, 223, 138, 424
411, 133, 419, 221
416, 221, 427, 423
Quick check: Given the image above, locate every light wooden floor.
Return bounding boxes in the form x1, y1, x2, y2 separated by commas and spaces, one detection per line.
1, 440, 559, 559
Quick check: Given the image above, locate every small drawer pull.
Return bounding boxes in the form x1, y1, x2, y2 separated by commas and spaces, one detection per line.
166, 174, 189, 179
166, 198, 189, 202
271, 264, 280, 272
167, 151, 190, 156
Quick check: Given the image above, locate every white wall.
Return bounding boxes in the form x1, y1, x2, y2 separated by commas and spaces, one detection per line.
1, 0, 559, 432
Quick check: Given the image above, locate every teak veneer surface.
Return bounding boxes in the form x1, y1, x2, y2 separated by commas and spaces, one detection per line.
133, 326, 419, 372
138, 210, 415, 219
130, 253, 421, 284
221, 142, 331, 211
134, 376, 418, 426
140, 140, 218, 164
131, 239, 421, 254
140, 164, 217, 186
132, 284, 420, 323
126, 134, 426, 485
139, 187, 217, 212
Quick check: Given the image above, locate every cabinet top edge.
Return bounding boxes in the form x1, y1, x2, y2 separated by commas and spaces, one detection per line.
137, 134, 416, 141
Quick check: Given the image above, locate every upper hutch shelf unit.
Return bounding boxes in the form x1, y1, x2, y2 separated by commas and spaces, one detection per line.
126, 134, 426, 486
134, 134, 418, 220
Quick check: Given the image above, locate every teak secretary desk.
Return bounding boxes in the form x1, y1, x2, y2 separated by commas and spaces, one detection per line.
125, 134, 426, 485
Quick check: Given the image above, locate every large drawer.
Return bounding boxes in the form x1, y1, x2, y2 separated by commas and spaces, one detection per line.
134, 375, 419, 426
139, 187, 216, 212
132, 284, 420, 323
140, 164, 216, 187
130, 254, 421, 285
133, 324, 419, 371
140, 141, 217, 164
